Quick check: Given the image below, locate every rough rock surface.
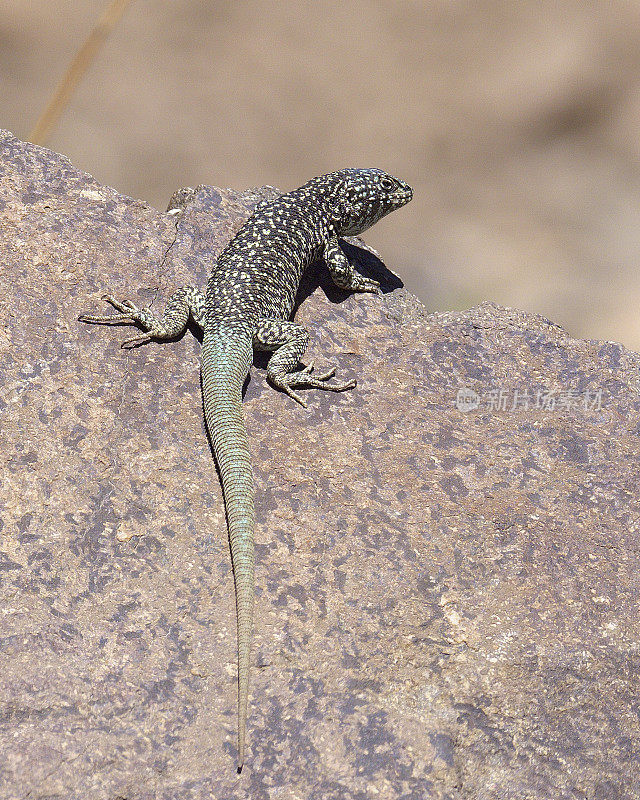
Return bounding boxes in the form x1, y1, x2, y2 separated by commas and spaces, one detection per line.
1, 130, 640, 799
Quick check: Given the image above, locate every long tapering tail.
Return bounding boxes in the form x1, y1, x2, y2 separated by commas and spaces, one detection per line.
201, 325, 255, 771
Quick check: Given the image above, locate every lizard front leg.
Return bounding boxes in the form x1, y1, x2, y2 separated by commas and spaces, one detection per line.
324, 236, 380, 293
254, 319, 356, 407
78, 286, 206, 348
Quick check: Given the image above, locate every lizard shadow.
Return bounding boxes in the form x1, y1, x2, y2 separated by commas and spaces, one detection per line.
299, 238, 404, 307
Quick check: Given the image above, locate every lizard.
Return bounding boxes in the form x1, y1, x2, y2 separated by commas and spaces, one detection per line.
79, 168, 413, 770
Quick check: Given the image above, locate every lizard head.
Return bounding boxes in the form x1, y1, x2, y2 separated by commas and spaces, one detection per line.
330, 168, 413, 236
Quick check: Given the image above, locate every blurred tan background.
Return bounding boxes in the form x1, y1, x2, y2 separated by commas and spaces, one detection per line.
3, 0, 640, 348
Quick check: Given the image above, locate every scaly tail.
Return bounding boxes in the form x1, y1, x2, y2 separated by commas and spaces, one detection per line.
201, 324, 255, 771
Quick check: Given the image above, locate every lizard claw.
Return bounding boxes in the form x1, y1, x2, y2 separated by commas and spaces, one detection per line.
281, 385, 308, 408
78, 311, 136, 324
78, 295, 160, 349
121, 333, 154, 349
299, 361, 315, 376
101, 295, 140, 314
359, 277, 380, 294
311, 366, 336, 382
78, 295, 143, 325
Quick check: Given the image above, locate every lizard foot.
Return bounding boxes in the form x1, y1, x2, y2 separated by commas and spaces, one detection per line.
79, 295, 159, 347
354, 276, 380, 293
79, 295, 151, 324
269, 363, 357, 407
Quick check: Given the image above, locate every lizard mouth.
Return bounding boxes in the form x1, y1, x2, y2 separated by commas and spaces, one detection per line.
391, 186, 413, 206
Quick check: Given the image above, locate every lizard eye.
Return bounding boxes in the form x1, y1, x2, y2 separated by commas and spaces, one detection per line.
380, 177, 395, 191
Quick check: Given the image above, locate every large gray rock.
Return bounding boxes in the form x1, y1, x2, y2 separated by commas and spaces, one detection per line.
1, 130, 639, 799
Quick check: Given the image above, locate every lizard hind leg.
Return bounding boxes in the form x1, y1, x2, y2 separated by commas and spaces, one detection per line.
254, 318, 356, 408
78, 286, 206, 348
